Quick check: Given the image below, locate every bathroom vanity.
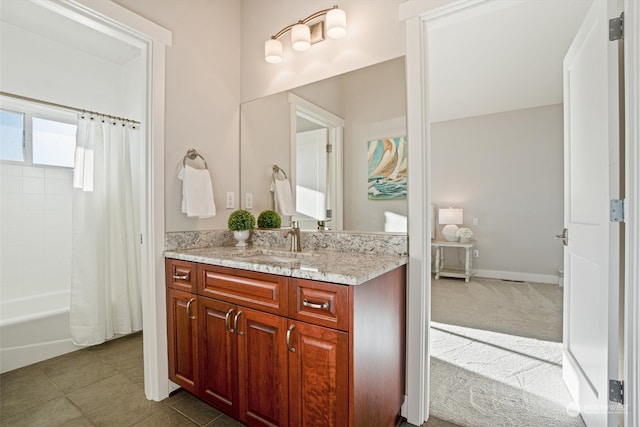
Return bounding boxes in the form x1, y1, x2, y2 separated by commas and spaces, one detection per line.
165, 246, 407, 427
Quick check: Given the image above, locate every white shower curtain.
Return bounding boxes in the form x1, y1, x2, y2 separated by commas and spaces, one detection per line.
70, 115, 142, 346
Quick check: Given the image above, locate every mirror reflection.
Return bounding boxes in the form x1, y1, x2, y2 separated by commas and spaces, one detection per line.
240, 57, 407, 233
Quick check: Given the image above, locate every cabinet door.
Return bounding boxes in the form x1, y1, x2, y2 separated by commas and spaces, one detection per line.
288, 321, 349, 427
167, 289, 198, 394
199, 298, 238, 417
236, 308, 289, 427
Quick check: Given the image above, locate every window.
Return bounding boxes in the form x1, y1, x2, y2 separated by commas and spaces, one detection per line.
0, 100, 77, 168
0, 109, 25, 162
32, 117, 76, 167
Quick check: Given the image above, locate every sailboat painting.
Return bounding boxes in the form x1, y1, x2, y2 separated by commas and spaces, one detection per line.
367, 136, 407, 200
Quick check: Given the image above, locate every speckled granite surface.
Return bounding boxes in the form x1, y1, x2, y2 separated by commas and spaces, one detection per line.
166, 229, 408, 255
164, 246, 407, 285
165, 230, 235, 251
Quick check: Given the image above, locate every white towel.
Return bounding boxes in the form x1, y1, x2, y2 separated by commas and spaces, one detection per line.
271, 175, 296, 216
178, 165, 216, 218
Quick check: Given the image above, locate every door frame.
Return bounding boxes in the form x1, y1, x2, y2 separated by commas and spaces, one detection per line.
624, 2, 640, 425
288, 93, 345, 231
39, 0, 172, 401
400, 0, 639, 424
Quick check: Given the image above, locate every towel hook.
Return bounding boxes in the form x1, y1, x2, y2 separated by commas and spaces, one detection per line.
183, 148, 208, 169
272, 164, 287, 179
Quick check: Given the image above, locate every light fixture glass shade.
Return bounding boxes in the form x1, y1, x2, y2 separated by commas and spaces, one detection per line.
291, 23, 311, 51
326, 8, 347, 39
265, 39, 283, 63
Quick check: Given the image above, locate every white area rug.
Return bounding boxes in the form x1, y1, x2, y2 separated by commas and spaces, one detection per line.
430, 278, 585, 427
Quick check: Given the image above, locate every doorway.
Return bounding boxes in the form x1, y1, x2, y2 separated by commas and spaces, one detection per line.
425, 1, 590, 424
0, 0, 171, 401
289, 94, 344, 231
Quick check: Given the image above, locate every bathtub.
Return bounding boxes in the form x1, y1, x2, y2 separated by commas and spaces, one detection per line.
0, 290, 79, 373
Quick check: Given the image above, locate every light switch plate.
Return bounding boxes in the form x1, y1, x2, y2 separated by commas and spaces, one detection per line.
245, 193, 253, 209
226, 192, 235, 209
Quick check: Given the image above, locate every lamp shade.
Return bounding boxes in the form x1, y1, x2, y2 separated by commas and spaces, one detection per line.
326, 8, 347, 39
291, 23, 311, 51
438, 208, 463, 225
265, 39, 283, 63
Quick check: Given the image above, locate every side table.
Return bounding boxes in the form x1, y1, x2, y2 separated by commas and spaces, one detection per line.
431, 240, 476, 282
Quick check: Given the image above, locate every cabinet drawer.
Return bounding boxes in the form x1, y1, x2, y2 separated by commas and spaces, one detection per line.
166, 259, 197, 293
198, 265, 287, 315
288, 279, 349, 331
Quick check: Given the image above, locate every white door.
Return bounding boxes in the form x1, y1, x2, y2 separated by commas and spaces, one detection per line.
295, 128, 329, 230
562, 0, 622, 425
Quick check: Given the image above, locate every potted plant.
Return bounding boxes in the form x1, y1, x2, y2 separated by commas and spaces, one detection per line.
228, 209, 256, 247
257, 210, 282, 229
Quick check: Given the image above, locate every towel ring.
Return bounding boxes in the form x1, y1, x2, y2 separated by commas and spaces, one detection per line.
272, 164, 287, 179
183, 148, 208, 169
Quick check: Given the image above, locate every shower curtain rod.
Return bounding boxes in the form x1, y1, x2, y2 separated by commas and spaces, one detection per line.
0, 91, 141, 125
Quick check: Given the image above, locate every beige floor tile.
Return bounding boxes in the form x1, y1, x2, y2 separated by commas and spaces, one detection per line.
46, 360, 117, 393
0, 365, 64, 420
67, 373, 158, 426
133, 406, 198, 426
170, 392, 223, 426
37, 349, 102, 377
0, 397, 83, 427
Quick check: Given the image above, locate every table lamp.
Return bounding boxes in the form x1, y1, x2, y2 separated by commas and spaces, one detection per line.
439, 208, 463, 241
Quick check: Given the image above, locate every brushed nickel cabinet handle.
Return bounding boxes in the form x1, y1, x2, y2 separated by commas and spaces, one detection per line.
172, 274, 189, 280
224, 309, 235, 332
303, 299, 329, 310
186, 298, 196, 320
286, 324, 296, 353
233, 311, 243, 335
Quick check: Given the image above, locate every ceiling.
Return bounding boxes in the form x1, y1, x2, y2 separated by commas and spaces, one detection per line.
429, 0, 592, 123
0, 0, 140, 65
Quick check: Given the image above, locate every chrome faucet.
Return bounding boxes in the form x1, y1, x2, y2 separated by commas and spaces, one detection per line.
285, 220, 302, 252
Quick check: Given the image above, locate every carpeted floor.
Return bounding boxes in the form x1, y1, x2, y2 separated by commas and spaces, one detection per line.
430, 277, 585, 427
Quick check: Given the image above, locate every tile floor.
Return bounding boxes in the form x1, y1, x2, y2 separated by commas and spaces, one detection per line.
0, 331, 455, 427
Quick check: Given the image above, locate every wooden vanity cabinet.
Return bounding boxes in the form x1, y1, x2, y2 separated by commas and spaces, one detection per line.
287, 319, 349, 427
166, 288, 199, 395
166, 258, 406, 427
199, 298, 289, 426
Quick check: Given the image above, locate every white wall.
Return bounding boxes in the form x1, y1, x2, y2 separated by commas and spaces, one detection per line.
114, 0, 242, 232
0, 22, 124, 115
240, 92, 290, 215
241, 0, 406, 102
431, 104, 564, 279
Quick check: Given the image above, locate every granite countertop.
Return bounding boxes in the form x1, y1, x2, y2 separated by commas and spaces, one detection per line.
164, 246, 408, 286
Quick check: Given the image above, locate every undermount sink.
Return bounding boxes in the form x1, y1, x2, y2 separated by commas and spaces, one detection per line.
233, 248, 314, 264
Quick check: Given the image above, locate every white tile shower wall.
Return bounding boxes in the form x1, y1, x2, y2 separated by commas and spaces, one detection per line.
0, 164, 73, 301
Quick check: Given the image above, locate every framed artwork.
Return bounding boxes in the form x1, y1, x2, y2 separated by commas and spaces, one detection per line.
367, 136, 407, 200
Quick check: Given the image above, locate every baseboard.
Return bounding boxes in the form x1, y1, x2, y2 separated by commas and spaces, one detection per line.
473, 269, 559, 285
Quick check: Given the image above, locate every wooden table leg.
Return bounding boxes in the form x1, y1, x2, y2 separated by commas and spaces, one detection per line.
464, 247, 471, 282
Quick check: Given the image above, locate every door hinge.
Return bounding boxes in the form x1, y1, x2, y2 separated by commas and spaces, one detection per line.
609, 12, 624, 41
609, 379, 624, 404
140, 234, 143, 244
610, 199, 625, 222
326, 143, 333, 153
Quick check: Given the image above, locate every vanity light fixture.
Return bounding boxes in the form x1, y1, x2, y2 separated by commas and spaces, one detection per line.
264, 5, 347, 64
